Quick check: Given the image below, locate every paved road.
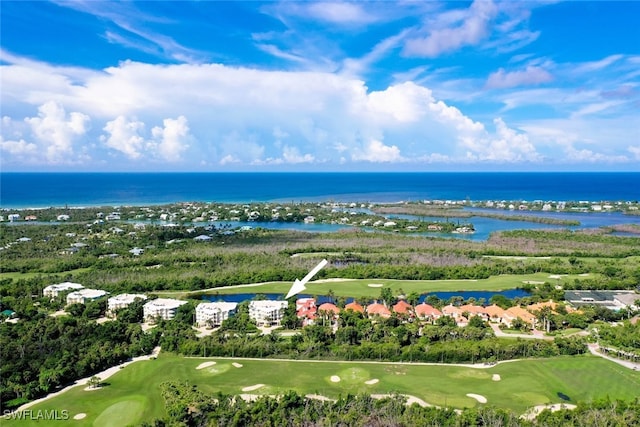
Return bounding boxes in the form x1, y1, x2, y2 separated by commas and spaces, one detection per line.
489, 323, 553, 340
587, 343, 640, 370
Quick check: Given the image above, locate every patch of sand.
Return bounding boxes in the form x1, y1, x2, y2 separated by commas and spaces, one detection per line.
196, 361, 217, 370
548, 274, 563, 279
365, 378, 379, 385
522, 403, 577, 420
232, 362, 243, 368
466, 393, 487, 403
330, 375, 341, 382
371, 394, 430, 408
314, 278, 357, 283
367, 283, 384, 288
242, 384, 265, 392
492, 374, 501, 381
579, 273, 590, 277
73, 413, 87, 420
306, 394, 336, 402
522, 280, 545, 285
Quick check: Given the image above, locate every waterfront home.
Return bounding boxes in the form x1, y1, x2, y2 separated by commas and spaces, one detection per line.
44, 282, 85, 298
344, 301, 365, 314
459, 304, 489, 321
107, 293, 148, 315
67, 288, 108, 305
366, 302, 391, 319
484, 304, 507, 324
504, 306, 537, 328
414, 303, 442, 323
296, 298, 317, 326
195, 302, 238, 327
392, 300, 413, 317
143, 298, 188, 322
249, 300, 288, 326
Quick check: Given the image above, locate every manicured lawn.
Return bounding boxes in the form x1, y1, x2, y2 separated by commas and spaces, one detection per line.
0, 267, 91, 281
168, 273, 593, 299
7, 354, 640, 426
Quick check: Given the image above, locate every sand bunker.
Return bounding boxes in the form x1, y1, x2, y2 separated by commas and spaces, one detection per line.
232, 362, 243, 368
492, 374, 501, 381
548, 274, 563, 279
522, 403, 577, 420
306, 394, 337, 402
467, 393, 487, 403
365, 379, 379, 385
242, 384, 265, 392
371, 394, 430, 408
73, 413, 87, 420
196, 361, 217, 370
330, 375, 341, 382
367, 283, 384, 287
523, 280, 545, 285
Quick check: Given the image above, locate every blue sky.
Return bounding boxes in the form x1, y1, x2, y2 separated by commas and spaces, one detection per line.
1, 1, 639, 172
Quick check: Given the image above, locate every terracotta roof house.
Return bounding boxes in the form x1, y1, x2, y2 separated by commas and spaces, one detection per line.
484, 304, 507, 323
527, 300, 560, 313
345, 302, 365, 314
505, 306, 537, 328
366, 302, 391, 318
393, 300, 413, 316
318, 303, 341, 315
441, 304, 464, 318
459, 304, 489, 320
414, 303, 442, 322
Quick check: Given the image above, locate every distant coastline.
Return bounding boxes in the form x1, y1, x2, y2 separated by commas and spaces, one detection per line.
1, 172, 639, 209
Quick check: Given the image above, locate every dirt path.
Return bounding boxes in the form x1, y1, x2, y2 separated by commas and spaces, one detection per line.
587, 344, 640, 370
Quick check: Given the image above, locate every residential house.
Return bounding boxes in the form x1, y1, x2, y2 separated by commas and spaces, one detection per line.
504, 306, 537, 328
459, 304, 489, 321
44, 282, 84, 298
366, 302, 391, 319
143, 298, 188, 322
67, 288, 108, 305
414, 303, 442, 323
392, 300, 413, 317
484, 304, 507, 324
345, 302, 365, 314
317, 302, 340, 326
296, 298, 317, 326
249, 300, 288, 326
195, 302, 238, 327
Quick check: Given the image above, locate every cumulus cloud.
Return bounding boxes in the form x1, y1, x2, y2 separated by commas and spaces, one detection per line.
352, 139, 403, 163
101, 116, 146, 159
628, 146, 640, 160
17, 101, 90, 164
486, 66, 553, 89
151, 116, 190, 161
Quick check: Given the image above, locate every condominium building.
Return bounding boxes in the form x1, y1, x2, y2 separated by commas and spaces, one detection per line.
43, 282, 84, 298
248, 300, 288, 326
66, 288, 108, 305
107, 293, 148, 313
195, 302, 238, 327
143, 298, 187, 322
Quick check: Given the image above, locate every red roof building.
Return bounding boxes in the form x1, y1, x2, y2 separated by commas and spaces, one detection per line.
366, 302, 391, 318
414, 303, 442, 321
345, 302, 365, 313
392, 300, 413, 315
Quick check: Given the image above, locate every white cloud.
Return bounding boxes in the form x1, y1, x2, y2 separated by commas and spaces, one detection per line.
486, 66, 553, 89
306, 2, 375, 25
282, 145, 314, 164
24, 101, 90, 163
352, 139, 403, 163
101, 116, 146, 159
404, 0, 498, 57
150, 116, 191, 161
628, 146, 640, 160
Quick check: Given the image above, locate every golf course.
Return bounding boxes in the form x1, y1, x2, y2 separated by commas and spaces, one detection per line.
7, 353, 640, 426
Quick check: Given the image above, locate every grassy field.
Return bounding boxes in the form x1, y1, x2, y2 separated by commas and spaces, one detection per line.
0, 267, 92, 281
158, 272, 596, 299
7, 354, 640, 426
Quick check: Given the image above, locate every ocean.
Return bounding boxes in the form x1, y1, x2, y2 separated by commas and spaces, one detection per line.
1, 172, 639, 208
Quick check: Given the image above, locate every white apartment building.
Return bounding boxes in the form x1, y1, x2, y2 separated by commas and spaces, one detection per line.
107, 293, 148, 313
143, 298, 187, 322
44, 282, 85, 298
249, 300, 288, 326
66, 288, 108, 305
195, 302, 238, 327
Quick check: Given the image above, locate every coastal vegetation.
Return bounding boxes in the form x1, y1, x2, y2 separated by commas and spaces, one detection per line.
0, 202, 638, 422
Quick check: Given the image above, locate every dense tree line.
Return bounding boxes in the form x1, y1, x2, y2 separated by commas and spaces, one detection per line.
0, 302, 160, 411
144, 381, 640, 426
